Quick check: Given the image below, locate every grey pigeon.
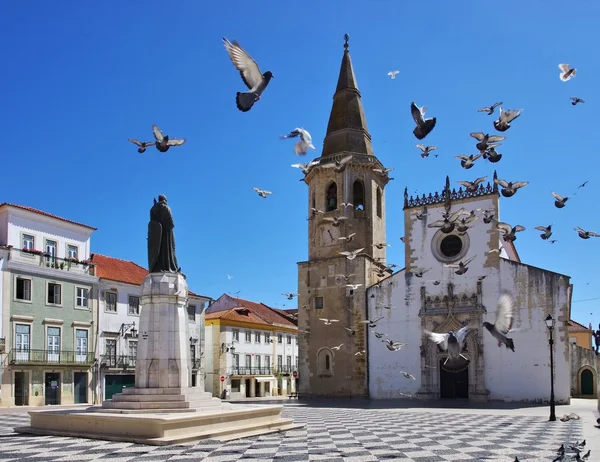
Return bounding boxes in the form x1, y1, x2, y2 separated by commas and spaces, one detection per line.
280, 128, 316, 155
470, 132, 506, 152
478, 101, 503, 115
411, 102, 436, 140
570, 97, 585, 105
493, 178, 529, 197
552, 192, 569, 208
483, 293, 516, 352
152, 124, 186, 152
129, 138, 155, 153
456, 153, 482, 169
424, 325, 472, 373
222, 37, 273, 112
494, 108, 523, 132
534, 224, 553, 240
416, 144, 437, 158
496, 222, 526, 242
559, 63, 576, 82
483, 146, 503, 163
458, 176, 487, 193
575, 227, 600, 239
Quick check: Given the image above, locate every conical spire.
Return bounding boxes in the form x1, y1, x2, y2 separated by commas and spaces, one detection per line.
321, 34, 374, 159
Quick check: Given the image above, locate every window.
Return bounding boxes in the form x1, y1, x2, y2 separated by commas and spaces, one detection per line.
315, 297, 324, 310
353, 179, 365, 211
245, 331, 251, 343
317, 348, 333, 376
76, 329, 88, 362
76, 287, 89, 308
105, 291, 117, 312
231, 379, 241, 392
45, 239, 57, 262
325, 355, 330, 370
47, 327, 61, 361
105, 339, 117, 365
255, 355, 261, 369
277, 355, 283, 370
265, 355, 271, 370
287, 335, 292, 345
232, 329, 239, 342
67, 244, 78, 259
233, 354, 240, 369
15, 324, 30, 351
265, 333, 271, 344
47, 282, 62, 305
129, 340, 138, 358
187, 304, 196, 322
286, 356, 292, 368
22, 234, 34, 251
440, 235, 463, 258
245, 354, 251, 369
326, 182, 338, 211
376, 187, 382, 218
255, 332, 261, 343
16, 277, 32, 301
277, 334, 283, 344
128, 295, 140, 315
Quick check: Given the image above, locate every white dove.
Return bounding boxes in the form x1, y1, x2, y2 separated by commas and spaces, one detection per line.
331, 343, 344, 351
558, 63, 576, 82
340, 248, 364, 260
280, 128, 316, 155
253, 187, 273, 198
319, 318, 339, 325
387, 70, 399, 79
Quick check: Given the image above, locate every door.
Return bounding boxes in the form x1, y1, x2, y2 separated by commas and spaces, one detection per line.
15, 324, 30, 362
47, 327, 61, 363
73, 372, 88, 404
76, 329, 88, 363
45, 372, 61, 405
14, 372, 28, 406
45, 239, 57, 265
439, 359, 469, 399
581, 369, 594, 395
104, 375, 135, 400
245, 378, 251, 397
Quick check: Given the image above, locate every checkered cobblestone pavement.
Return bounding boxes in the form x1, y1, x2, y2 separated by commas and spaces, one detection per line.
0, 404, 582, 461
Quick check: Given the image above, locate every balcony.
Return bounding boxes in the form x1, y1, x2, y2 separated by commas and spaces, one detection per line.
100, 354, 136, 369
9, 349, 95, 366
11, 248, 95, 276
0, 338, 5, 354
228, 367, 274, 376
275, 366, 297, 375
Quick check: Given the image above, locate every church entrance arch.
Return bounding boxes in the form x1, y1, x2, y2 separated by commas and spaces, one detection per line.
439, 359, 469, 399
580, 368, 594, 395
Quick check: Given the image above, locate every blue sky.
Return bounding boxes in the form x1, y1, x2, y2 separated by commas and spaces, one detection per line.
2, 1, 599, 331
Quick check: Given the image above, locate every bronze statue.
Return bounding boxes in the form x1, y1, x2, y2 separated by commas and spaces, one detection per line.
148, 195, 180, 273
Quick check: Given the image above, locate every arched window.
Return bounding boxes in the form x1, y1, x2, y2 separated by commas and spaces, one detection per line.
325, 355, 330, 370
326, 182, 338, 212
376, 187, 382, 218
352, 180, 365, 211
317, 348, 333, 376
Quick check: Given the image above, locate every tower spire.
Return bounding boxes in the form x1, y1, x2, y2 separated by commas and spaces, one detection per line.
321, 34, 374, 159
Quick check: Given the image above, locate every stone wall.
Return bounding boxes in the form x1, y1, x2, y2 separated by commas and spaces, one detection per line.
569, 343, 598, 398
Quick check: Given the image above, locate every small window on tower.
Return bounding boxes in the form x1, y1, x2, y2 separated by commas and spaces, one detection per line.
326, 182, 338, 211
376, 188, 382, 218
352, 179, 365, 211
314, 297, 324, 310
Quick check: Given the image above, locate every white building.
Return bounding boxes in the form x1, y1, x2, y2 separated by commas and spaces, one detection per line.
91, 253, 212, 402
366, 177, 572, 403
204, 294, 299, 399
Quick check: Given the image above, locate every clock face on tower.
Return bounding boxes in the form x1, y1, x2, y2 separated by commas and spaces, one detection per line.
322, 226, 341, 246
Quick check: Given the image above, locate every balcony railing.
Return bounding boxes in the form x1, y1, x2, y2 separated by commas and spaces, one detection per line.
229, 367, 274, 376
12, 248, 96, 276
275, 366, 296, 374
0, 338, 5, 354
9, 348, 95, 365
101, 354, 136, 368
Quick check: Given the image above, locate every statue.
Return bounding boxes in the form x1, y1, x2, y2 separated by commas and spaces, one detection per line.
147, 194, 180, 273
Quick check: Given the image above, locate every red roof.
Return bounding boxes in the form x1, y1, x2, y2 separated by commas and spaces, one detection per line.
230, 297, 297, 328
91, 254, 148, 285
0, 202, 97, 230
206, 308, 270, 325
568, 319, 592, 333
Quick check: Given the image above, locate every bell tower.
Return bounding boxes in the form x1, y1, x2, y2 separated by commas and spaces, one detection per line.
297, 35, 392, 398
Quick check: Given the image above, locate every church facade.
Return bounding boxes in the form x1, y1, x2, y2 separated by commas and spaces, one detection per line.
297, 39, 572, 403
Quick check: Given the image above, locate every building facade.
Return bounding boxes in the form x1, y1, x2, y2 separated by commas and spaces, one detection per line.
205, 294, 298, 399
567, 320, 598, 398
297, 40, 391, 398
91, 253, 212, 402
0, 203, 98, 407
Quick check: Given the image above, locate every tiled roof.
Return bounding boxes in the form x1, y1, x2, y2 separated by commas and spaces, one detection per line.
568, 319, 592, 333
0, 202, 97, 230
231, 297, 297, 328
273, 308, 298, 325
206, 308, 269, 325
91, 254, 149, 286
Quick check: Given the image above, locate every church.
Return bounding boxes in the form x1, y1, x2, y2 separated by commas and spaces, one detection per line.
296, 38, 572, 403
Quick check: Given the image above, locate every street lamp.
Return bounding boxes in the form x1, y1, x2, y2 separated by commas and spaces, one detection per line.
545, 314, 556, 422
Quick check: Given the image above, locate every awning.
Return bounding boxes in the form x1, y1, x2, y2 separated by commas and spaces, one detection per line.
255, 376, 277, 383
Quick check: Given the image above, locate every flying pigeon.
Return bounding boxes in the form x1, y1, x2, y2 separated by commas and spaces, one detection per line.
424, 325, 472, 373
360, 316, 384, 328
482, 209, 495, 224
319, 318, 339, 325
129, 139, 155, 153
323, 216, 348, 227
444, 255, 476, 275
470, 132, 506, 152
410, 102, 437, 140
552, 192, 569, 208
577, 181, 589, 189
152, 125, 186, 152
493, 178, 529, 197
222, 37, 274, 112
373, 243, 391, 249
456, 153, 482, 169
574, 227, 600, 239
253, 187, 273, 198
331, 343, 344, 351
321, 155, 353, 173
383, 339, 407, 351
483, 146, 503, 163
338, 233, 356, 243
483, 293, 516, 352
339, 248, 364, 260
534, 224, 553, 240
478, 101, 503, 115
570, 97, 585, 105
428, 207, 465, 234
291, 160, 319, 175
558, 63, 576, 82
416, 144, 437, 158
493, 108, 523, 132
496, 222, 526, 242
458, 176, 487, 193
280, 128, 316, 155
282, 292, 299, 300
387, 70, 399, 79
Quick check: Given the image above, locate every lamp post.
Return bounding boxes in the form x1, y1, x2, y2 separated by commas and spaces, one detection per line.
545, 314, 556, 422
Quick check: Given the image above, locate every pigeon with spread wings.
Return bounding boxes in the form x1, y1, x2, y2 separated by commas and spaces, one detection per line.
493, 108, 523, 132
280, 128, 316, 155
411, 102, 436, 140
478, 101, 503, 115
129, 139, 155, 153
483, 293, 516, 352
152, 125, 186, 153
424, 325, 472, 373
222, 37, 273, 112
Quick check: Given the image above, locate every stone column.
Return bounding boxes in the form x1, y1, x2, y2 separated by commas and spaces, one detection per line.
136, 273, 190, 389
259, 381, 265, 397
249, 379, 256, 398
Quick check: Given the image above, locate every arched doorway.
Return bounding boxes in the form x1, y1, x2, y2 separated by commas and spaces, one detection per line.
580, 368, 594, 395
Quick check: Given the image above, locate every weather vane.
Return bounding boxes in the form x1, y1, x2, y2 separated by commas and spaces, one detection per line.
344, 33, 349, 49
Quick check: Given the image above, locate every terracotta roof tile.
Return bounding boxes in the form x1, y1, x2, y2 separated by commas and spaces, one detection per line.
231, 297, 297, 328
568, 319, 592, 333
91, 254, 148, 285
205, 308, 269, 325
0, 202, 97, 230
